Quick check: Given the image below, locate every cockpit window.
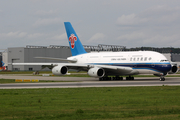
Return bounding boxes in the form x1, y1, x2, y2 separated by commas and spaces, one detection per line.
160, 60, 169, 62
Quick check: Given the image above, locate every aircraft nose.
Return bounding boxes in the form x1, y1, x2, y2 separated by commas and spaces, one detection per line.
160, 63, 171, 73
165, 64, 172, 71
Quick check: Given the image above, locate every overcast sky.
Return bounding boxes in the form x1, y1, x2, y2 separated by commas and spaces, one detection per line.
0, 0, 180, 50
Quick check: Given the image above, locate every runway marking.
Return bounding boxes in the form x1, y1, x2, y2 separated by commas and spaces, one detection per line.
15, 79, 23, 82
23, 79, 31, 82
32, 79, 39, 82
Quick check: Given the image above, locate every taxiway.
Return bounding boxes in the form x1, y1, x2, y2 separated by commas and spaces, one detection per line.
0, 75, 180, 89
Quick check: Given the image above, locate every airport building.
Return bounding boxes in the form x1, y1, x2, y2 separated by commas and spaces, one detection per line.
7, 46, 73, 71
3, 45, 180, 71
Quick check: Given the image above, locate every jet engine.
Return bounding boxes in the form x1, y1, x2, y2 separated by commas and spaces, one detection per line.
88, 67, 105, 78
52, 66, 68, 76
168, 64, 178, 74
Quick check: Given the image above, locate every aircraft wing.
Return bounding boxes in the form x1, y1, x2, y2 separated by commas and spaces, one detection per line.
11, 63, 87, 67
56, 63, 138, 75
34, 57, 77, 63
11, 62, 137, 75
12, 63, 55, 65
53, 63, 136, 74
11, 63, 90, 71
11, 63, 57, 69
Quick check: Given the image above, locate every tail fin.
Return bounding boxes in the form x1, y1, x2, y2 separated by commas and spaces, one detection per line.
64, 22, 87, 56
1, 61, 4, 66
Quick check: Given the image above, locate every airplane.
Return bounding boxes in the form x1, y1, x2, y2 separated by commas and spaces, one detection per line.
0, 61, 6, 71
12, 22, 178, 81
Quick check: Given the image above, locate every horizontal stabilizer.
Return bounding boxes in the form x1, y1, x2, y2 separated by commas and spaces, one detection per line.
35, 57, 77, 63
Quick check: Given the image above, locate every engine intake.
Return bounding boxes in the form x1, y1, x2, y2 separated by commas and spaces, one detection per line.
168, 65, 178, 74
52, 66, 68, 76
88, 67, 105, 78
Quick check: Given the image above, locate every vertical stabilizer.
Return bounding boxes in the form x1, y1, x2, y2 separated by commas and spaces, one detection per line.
64, 22, 87, 56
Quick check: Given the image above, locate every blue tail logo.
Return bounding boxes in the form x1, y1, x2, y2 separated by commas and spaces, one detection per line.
64, 22, 87, 56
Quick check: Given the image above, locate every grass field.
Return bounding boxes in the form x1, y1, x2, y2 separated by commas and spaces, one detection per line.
0, 86, 180, 120
0, 79, 78, 84
0, 71, 52, 74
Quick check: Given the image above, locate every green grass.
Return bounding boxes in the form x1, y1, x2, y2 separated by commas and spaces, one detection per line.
0, 71, 52, 74
0, 79, 78, 84
0, 87, 180, 119
0, 79, 15, 83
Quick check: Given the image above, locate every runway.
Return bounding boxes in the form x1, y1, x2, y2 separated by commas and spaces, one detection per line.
0, 74, 98, 81
0, 75, 180, 89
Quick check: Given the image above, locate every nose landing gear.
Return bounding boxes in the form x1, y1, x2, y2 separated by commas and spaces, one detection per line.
160, 76, 165, 81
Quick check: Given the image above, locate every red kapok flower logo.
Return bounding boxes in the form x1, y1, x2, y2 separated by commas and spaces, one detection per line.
69, 34, 77, 49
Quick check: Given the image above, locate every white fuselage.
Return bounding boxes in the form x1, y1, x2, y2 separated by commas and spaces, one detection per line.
68, 51, 171, 75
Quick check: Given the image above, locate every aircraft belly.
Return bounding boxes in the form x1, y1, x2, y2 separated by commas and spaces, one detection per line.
136, 69, 159, 74
104, 68, 139, 76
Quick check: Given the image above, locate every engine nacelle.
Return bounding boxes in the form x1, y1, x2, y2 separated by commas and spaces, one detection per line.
168, 65, 178, 74
154, 72, 167, 77
88, 67, 105, 78
52, 66, 68, 76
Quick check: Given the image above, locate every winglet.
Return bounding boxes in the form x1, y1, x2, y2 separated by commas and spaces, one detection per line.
64, 22, 87, 56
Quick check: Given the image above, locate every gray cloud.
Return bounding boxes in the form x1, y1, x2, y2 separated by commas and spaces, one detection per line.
35, 10, 58, 16
88, 33, 106, 43
0, 0, 180, 50
117, 14, 148, 26
0, 31, 27, 38
33, 18, 63, 27
116, 4, 180, 47
51, 33, 67, 40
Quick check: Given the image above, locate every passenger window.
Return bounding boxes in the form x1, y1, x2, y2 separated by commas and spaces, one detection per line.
149, 57, 152, 60
130, 58, 132, 61
137, 58, 139, 61
133, 58, 136, 61
141, 57, 143, 61
144, 57, 147, 61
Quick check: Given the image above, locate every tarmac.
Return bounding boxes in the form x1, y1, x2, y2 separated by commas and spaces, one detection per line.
0, 74, 180, 89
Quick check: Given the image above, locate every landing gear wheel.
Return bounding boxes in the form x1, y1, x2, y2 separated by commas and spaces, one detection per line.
126, 76, 134, 80
160, 77, 165, 81
99, 77, 112, 81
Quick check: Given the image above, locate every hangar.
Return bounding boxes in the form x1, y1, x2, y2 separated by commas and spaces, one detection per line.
4, 45, 180, 71
7, 45, 73, 71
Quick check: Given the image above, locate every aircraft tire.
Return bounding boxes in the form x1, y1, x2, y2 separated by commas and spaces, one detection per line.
160, 77, 165, 81
126, 77, 134, 80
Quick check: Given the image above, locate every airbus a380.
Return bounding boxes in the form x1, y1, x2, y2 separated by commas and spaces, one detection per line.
12, 22, 178, 81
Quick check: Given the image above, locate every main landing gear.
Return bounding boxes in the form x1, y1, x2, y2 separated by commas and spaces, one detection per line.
99, 76, 134, 81
160, 76, 165, 81
126, 76, 134, 80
